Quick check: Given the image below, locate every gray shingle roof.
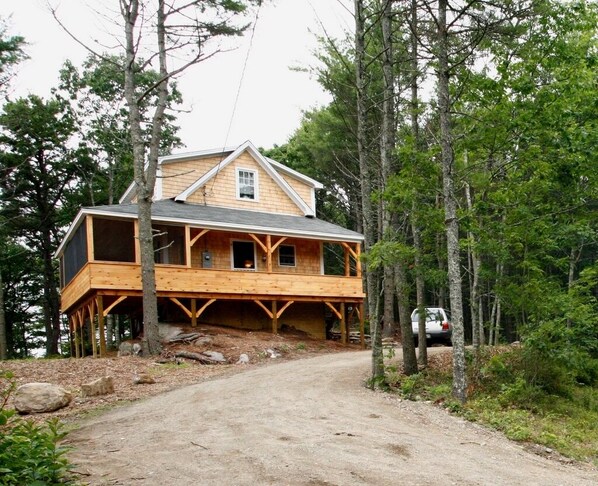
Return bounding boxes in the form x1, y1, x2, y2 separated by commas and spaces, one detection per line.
86, 200, 363, 242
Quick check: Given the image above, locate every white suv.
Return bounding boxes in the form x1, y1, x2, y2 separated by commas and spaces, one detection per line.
411, 307, 452, 344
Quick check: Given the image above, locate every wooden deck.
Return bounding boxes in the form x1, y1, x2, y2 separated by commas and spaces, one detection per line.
60, 262, 365, 314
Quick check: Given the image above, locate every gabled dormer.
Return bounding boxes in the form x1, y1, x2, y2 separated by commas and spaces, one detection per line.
120, 141, 323, 217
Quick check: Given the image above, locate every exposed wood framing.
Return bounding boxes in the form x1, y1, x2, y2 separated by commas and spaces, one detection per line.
253, 299, 273, 318
133, 220, 141, 264
96, 295, 106, 357
170, 297, 192, 318
190, 228, 210, 247
87, 299, 97, 358
103, 296, 128, 316
86, 216, 94, 262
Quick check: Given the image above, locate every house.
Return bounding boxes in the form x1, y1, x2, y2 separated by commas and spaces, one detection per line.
55, 141, 365, 357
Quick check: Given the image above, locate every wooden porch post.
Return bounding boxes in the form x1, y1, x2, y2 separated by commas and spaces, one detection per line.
133, 220, 141, 264
88, 301, 97, 358
356, 243, 362, 277
340, 302, 347, 344
97, 296, 106, 357
71, 316, 80, 358
185, 225, 192, 268
344, 246, 350, 276
272, 300, 278, 334
191, 298, 197, 327
86, 215, 94, 262
266, 234, 272, 273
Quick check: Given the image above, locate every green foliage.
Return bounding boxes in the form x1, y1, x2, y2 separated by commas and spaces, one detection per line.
406, 348, 598, 463
0, 371, 73, 485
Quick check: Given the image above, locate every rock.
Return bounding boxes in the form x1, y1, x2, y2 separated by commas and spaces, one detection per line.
132, 343, 142, 356
159, 324, 183, 340
236, 353, 250, 365
118, 342, 133, 356
14, 383, 72, 414
193, 336, 213, 346
266, 348, 281, 359
202, 351, 226, 363
133, 373, 156, 385
81, 376, 114, 397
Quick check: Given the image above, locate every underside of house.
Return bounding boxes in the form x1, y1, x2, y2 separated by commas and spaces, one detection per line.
56, 142, 366, 357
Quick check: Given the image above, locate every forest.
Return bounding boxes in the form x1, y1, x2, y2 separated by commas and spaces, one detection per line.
0, 0, 597, 405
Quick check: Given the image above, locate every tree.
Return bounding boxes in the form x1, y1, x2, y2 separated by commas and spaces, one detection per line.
0, 95, 88, 356
56, 54, 183, 207
0, 19, 26, 96
0, 21, 26, 359
118, 0, 261, 354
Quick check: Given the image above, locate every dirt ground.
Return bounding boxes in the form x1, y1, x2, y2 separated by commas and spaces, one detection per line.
2, 324, 356, 423
62, 348, 598, 486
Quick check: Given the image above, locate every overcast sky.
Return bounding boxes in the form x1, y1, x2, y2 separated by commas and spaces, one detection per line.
0, 0, 353, 151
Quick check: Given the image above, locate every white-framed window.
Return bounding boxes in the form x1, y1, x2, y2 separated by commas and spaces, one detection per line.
278, 244, 296, 267
236, 168, 258, 201
231, 240, 256, 270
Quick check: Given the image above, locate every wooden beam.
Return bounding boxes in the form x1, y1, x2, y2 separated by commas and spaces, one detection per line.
266, 234, 272, 273
344, 247, 350, 277
86, 215, 95, 262
276, 300, 294, 319
190, 228, 210, 247
248, 233, 268, 253
185, 225, 192, 268
356, 243, 362, 277
191, 298, 197, 327
325, 302, 342, 320
133, 220, 141, 264
76, 309, 85, 358
196, 298, 216, 318
253, 299, 273, 319
71, 315, 80, 359
270, 236, 288, 254
272, 300, 278, 334
170, 297, 192, 318
341, 242, 358, 260
103, 296, 128, 316
340, 302, 347, 344
97, 296, 106, 357
87, 300, 97, 358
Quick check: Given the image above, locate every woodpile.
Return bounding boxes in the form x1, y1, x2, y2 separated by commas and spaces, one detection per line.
329, 330, 370, 346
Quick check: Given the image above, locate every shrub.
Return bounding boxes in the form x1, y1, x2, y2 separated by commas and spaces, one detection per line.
0, 370, 73, 485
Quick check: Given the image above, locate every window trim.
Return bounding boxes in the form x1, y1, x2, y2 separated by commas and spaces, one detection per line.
230, 239, 257, 271
278, 244, 296, 267
236, 167, 259, 201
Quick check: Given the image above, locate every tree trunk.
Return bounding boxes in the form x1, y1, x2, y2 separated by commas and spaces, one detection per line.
121, 0, 170, 355
409, 0, 427, 366
437, 0, 466, 402
354, 0, 383, 382
396, 260, 417, 374
41, 233, 61, 356
0, 270, 7, 360
464, 152, 482, 351
380, 0, 397, 339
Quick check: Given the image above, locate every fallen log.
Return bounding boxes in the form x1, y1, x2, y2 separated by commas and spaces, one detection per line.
174, 351, 221, 364
169, 332, 204, 343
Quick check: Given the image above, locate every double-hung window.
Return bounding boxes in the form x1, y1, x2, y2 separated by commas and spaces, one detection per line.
278, 244, 296, 267
237, 168, 257, 200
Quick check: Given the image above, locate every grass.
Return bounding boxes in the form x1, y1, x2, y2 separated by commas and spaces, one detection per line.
387, 348, 598, 465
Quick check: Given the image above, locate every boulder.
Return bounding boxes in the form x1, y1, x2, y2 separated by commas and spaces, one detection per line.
14, 383, 72, 414
81, 376, 114, 397
133, 373, 156, 385
202, 350, 226, 363
236, 353, 250, 365
118, 341, 142, 356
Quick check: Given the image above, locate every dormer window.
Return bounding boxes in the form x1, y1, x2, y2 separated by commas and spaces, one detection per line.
236, 168, 258, 201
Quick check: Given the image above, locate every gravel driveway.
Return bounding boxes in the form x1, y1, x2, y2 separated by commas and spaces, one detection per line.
67, 349, 598, 485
